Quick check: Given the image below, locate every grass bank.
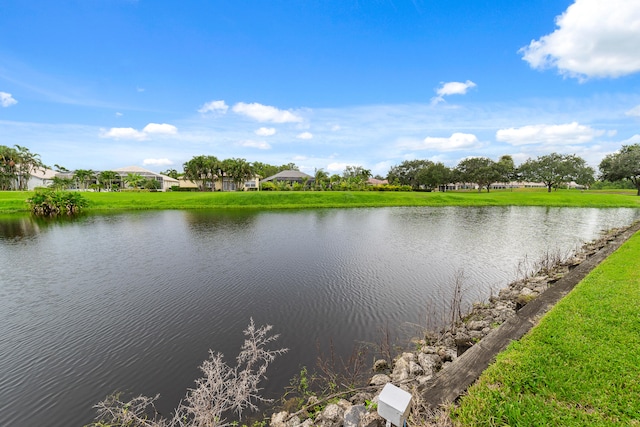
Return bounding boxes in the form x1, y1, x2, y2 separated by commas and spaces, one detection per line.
451, 231, 640, 426
1, 189, 640, 213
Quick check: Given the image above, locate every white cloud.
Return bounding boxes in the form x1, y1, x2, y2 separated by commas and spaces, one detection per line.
232, 102, 303, 123
115, 112, 123, 117
101, 123, 177, 140
399, 133, 480, 151
101, 127, 148, 140
255, 127, 276, 136
626, 105, 640, 117
236, 140, 271, 150
520, 0, 640, 79
326, 162, 351, 173
297, 131, 313, 140
143, 158, 173, 166
621, 134, 640, 144
0, 92, 18, 107
431, 80, 476, 104
496, 122, 605, 145
198, 100, 229, 114
143, 123, 178, 135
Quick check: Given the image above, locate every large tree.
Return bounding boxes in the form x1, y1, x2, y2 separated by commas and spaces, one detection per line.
599, 144, 640, 195
183, 155, 219, 191
496, 155, 516, 184
454, 157, 501, 192
252, 162, 279, 180
387, 159, 433, 190
415, 162, 452, 191
223, 158, 255, 191
519, 153, 594, 192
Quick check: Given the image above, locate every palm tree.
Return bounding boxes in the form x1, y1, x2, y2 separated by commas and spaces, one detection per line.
183, 155, 219, 191
124, 173, 145, 189
314, 168, 328, 190
73, 169, 96, 191
0, 145, 18, 190
49, 176, 74, 190
224, 158, 255, 191
98, 170, 119, 191
15, 145, 45, 190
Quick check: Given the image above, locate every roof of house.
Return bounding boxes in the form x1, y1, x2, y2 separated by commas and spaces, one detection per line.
367, 178, 389, 185
29, 167, 58, 180
113, 166, 179, 182
261, 170, 314, 182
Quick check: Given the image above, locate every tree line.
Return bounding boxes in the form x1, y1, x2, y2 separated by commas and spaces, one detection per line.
388, 153, 595, 193
3, 143, 640, 195
0, 145, 44, 190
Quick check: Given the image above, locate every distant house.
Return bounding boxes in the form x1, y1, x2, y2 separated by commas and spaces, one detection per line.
54, 166, 179, 192
177, 176, 200, 190
26, 167, 57, 190
261, 170, 314, 186
113, 166, 179, 192
367, 178, 388, 186
178, 174, 260, 191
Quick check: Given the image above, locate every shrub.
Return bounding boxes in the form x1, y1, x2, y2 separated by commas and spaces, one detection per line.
88, 319, 287, 427
26, 189, 88, 216
260, 182, 276, 191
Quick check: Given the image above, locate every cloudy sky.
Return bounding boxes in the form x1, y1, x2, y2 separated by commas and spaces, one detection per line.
1, 0, 640, 176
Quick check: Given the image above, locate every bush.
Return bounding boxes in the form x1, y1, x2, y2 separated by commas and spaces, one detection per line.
26, 189, 88, 216
590, 180, 635, 190
88, 319, 287, 427
367, 184, 412, 191
260, 182, 277, 191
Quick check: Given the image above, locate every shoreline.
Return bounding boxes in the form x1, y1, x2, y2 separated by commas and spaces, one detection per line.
268, 221, 640, 426
2, 189, 640, 214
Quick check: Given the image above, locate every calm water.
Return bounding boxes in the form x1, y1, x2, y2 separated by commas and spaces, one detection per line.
1, 206, 638, 426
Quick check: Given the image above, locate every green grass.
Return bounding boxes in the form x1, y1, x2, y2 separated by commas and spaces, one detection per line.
2, 188, 640, 213
452, 232, 640, 426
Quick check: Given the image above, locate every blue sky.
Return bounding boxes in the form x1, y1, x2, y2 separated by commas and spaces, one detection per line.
1, 0, 640, 176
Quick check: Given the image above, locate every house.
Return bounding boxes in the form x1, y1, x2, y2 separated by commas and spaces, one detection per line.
26, 167, 57, 190
367, 177, 389, 186
177, 176, 200, 190
113, 166, 179, 192
177, 174, 260, 191
53, 166, 179, 192
261, 170, 314, 186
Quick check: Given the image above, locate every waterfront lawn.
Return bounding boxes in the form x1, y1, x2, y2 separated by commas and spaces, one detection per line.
1, 188, 640, 213
452, 232, 640, 426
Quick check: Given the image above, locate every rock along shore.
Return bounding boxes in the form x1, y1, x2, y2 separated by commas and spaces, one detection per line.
269, 222, 639, 427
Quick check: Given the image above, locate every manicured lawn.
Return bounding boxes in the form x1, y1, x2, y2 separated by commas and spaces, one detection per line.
2, 188, 640, 213
452, 232, 640, 426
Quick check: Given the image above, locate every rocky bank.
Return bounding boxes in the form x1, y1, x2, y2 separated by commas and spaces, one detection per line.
269, 225, 631, 427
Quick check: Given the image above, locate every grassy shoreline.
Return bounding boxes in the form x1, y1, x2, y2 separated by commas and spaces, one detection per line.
451, 230, 640, 425
1, 189, 640, 213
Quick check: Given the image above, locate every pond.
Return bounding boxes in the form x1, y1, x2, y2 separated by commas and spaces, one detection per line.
1, 206, 638, 426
